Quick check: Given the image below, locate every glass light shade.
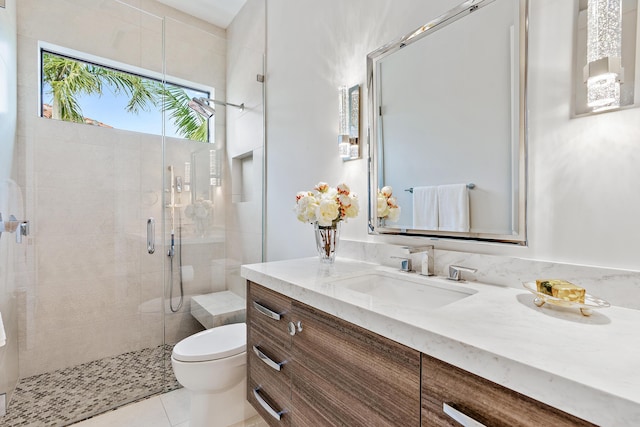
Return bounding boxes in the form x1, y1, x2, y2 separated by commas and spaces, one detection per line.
338, 135, 351, 159
586, 0, 623, 110
338, 86, 348, 135
587, 73, 621, 111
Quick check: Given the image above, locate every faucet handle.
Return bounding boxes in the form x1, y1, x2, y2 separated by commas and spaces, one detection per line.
391, 256, 412, 272
448, 265, 477, 281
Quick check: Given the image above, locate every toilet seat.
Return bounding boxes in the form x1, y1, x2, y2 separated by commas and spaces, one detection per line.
172, 323, 246, 362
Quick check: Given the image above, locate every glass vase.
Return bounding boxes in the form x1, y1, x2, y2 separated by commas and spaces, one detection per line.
314, 222, 341, 263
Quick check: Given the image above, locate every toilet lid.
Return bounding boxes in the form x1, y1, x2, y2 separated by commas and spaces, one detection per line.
172, 323, 246, 362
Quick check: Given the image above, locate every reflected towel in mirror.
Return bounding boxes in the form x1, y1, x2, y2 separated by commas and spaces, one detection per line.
437, 184, 470, 232
412, 186, 438, 229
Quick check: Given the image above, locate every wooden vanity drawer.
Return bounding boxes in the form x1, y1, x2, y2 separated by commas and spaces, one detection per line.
248, 281, 292, 351
248, 326, 291, 381
421, 353, 596, 427
248, 360, 291, 427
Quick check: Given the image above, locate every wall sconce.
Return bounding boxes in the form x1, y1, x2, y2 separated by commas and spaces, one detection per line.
585, 0, 623, 111
338, 84, 360, 160
575, 0, 638, 115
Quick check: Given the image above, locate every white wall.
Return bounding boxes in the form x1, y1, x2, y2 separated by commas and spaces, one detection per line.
265, 0, 640, 273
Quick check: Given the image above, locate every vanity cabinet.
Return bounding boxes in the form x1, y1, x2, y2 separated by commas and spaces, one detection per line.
247, 281, 594, 427
246, 281, 421, 426
421, 353, 595, 427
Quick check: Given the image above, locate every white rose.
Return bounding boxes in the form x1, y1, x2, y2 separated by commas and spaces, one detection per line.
377, 194, 390, 217
296, 193, 318, 222
338, 194, 352, 207
316, 198, 339, 226
381, 186, 393, 198
315, 182, 329, 193
344, 195, 359, 218
336, 183, 350, 195
387, 206, 401, 222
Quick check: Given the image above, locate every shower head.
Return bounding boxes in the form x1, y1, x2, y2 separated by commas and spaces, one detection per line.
188, 97, 245, 119
188, 98, 215, 119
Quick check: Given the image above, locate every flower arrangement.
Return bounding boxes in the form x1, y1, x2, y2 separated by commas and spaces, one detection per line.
377, 186, 401, 222
184, 197, 213, 219
184, 197, 213, 236
295, 182, 359, 227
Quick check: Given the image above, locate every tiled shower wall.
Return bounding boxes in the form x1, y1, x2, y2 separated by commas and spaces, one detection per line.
16, 0, 228, 377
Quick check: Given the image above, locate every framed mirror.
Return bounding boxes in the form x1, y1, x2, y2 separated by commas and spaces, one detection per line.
367, 0, 528, 245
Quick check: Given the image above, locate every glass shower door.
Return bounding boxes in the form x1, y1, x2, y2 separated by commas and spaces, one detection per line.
5, 2, 168, 425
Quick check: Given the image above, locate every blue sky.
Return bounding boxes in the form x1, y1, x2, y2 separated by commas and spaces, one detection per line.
41, 55, 209, 140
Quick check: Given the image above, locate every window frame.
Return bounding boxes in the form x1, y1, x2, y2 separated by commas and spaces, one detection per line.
38, 41, 215, 143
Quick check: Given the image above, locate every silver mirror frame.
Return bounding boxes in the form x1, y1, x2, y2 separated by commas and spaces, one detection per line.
367, 0, 529, 245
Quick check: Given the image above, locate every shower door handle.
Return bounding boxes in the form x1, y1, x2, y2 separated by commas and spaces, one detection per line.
147, 218, 155, 254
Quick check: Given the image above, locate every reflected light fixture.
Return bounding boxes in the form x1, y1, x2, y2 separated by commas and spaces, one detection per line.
338, 86, 351, 159
584, 0, 624, 112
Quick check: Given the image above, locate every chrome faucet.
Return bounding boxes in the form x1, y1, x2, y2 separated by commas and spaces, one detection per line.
408, 245, 434, 276
447, 265, 477, 281
392, 246, 435, 275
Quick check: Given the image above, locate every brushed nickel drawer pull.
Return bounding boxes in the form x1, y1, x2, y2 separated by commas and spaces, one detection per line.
253, 345, 283, 371
253, 387, 284, 420
443, 403, 486, 427
253, 301, 281, 320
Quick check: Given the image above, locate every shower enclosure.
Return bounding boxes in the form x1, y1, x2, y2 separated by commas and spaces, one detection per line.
0, 0, 265, 424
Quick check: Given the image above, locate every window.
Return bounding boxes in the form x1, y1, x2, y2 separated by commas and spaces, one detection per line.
40, 47, 212, 143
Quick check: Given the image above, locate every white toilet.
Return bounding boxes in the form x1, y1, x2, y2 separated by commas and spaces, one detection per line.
171, 322, 257, 427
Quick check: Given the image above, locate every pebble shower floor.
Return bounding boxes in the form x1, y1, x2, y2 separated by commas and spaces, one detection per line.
0, 345, 179, 426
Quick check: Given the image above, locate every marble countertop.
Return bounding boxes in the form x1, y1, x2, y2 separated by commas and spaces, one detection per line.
241, 257, 640, 427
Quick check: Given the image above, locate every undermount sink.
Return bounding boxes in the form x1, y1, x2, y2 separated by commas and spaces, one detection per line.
329, 272, 477, 312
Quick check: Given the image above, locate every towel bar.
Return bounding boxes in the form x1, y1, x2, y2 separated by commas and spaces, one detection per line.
405, 183, 475, 193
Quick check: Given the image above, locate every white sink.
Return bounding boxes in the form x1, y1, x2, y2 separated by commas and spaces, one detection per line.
329, 272, 476, 312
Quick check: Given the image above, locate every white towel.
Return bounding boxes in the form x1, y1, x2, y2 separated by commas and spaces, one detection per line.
412, 186, 439, 230
438, 184, 470, 232
0, 311, 6, 347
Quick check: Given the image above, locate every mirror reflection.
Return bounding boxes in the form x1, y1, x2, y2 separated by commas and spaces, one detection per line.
368, 0, 528, 244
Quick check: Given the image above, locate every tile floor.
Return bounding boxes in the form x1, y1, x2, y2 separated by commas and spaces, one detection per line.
0, 346, 179, 426
71, 388, 267, 427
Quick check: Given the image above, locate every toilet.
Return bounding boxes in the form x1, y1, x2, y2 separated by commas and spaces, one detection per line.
171, 323, 257, 427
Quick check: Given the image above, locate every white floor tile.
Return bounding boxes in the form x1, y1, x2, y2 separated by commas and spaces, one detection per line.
71, 389, 265, 427
160, 387, 190, 426
73, 395, 172, 427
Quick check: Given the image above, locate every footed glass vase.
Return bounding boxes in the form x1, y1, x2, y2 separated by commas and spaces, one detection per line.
314, 222, 341, 263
